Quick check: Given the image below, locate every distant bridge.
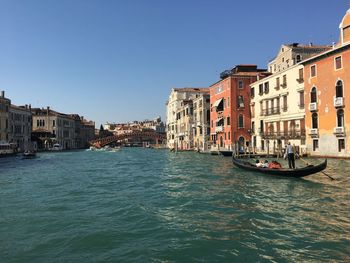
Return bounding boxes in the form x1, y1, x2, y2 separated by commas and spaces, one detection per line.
90, 131, 166, 148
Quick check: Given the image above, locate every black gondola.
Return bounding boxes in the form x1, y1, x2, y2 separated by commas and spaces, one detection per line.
232, 156, 327, 178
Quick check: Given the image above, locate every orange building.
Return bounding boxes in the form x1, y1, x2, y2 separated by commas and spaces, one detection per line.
302, 9, 350, 157
210, 65, 269, 152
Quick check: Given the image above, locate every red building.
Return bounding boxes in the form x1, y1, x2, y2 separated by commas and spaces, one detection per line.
210, 65, 270, 152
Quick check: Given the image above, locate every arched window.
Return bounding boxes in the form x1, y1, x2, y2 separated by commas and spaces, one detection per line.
238, 115, 244, 128
335, 80, 343, 98
337, 109, 344, 127
312, 113, 318, 129
310, 87, 317, 103
238, 136, 245, 153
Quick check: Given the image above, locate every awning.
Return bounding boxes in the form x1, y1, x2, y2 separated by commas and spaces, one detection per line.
216, 117, 224, 123
212, 98, 223, 108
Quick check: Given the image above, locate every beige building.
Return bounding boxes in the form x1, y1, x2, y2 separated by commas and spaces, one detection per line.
250, 63, 306, 155
32, 107, 77, 150
166, 88, 209, 149
9, 104, 32, 152
0, 91, 10, 142
268, 43, 331, 74
175, 100, 194, 150
193, 93, 210, 152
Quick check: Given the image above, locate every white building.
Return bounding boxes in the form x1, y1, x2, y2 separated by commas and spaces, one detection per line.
250, 64, 306, 155
166, 88, 209, 149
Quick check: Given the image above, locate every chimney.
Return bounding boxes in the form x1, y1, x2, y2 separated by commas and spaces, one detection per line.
1, 91, 4, 98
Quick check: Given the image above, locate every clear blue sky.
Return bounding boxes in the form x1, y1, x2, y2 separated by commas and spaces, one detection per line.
0, 0, 349, 126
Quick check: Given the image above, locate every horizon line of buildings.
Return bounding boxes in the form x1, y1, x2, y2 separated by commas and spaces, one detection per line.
0, 91, 95, 152
165, 8, 350, 158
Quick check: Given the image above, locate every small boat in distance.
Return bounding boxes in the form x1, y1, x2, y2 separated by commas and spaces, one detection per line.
232, 156, 327, 178
23, 151, 37, 159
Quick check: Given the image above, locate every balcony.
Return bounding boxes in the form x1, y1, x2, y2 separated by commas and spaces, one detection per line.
334, 97, 344, 108
309, 102, 317, 111
309, 128, 318, 137
296, 78, 304, 83
260, 107, 280, 116
334, 126, 345, 136
215, 126, 224, 133
261, 130, 306, 139
280, 83, 287, 88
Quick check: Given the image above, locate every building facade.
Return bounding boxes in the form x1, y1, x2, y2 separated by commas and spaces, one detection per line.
268, 43, 331, 74
0, 91, 10, 142
9, 104, 32, 152
32, 107, 95, 150
193, 93, 210, 152
302, 9, 350, 157
166, 88, 209, 149
210, 65, 269, 152
250, 64, 306, 155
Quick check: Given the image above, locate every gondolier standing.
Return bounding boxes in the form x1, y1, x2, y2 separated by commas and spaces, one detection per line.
286, 142, 295, 169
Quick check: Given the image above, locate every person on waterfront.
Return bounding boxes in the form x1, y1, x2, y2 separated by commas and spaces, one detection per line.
285, 142, 295, 169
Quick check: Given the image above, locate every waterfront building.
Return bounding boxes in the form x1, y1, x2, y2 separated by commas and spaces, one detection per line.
301, 9, 350, 157
193, 93, 211, 152
166, 88, 209, 150
175, 99, 194, 150
210, 65, 269, 152
251, 43, 330, 155
32, 107, 94, 150
9, 104, 32, 152
32, 107, 75, 150
0, 91, 10, 142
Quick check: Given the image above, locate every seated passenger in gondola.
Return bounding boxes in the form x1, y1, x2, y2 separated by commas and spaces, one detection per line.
268, 160, 282, 169
255, 159, 263, 167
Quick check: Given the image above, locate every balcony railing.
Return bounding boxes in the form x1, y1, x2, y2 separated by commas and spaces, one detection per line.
334, 126, 345, 136
309, 102, 317, 111
334, 97, 344, 108
215, 126, 224, 133
260, 107, 280, 116
309, 128, 318, 136
261, 130, 306, 139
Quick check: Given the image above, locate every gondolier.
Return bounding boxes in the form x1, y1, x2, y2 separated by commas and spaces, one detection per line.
285, 142, 295, 169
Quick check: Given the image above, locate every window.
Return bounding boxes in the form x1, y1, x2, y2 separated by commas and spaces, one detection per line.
228, 132, 230, 140
259, 84, 264, 95
296, 55, 302, 63
238, 80, 244, 89
299, 91, 304, 108
251, 87, 255, 98
310, 87, 317, 103
337, 109, 344, 127
313, 139, 319, 151
312, 113, 318, 129
237, 96, 244, 108
281, 75, 287, 87
335, 56, 342, 70
298, 68, 304, 82
275, 77, 280, 89
335, 80, 343, 98
310, 65, 316, 77
282, 95, 288, 111
264, 82, 269, 94
227, 117, 231, 125
238, 115, 244, 128
338, 139, 345, 152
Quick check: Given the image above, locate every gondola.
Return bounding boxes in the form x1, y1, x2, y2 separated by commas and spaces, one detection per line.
232, 156, 327, 178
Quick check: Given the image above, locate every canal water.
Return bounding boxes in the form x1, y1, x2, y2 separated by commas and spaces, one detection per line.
1, 149, 350, 262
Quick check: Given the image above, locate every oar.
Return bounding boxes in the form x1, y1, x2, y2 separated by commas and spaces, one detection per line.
299, 156, 335, 180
